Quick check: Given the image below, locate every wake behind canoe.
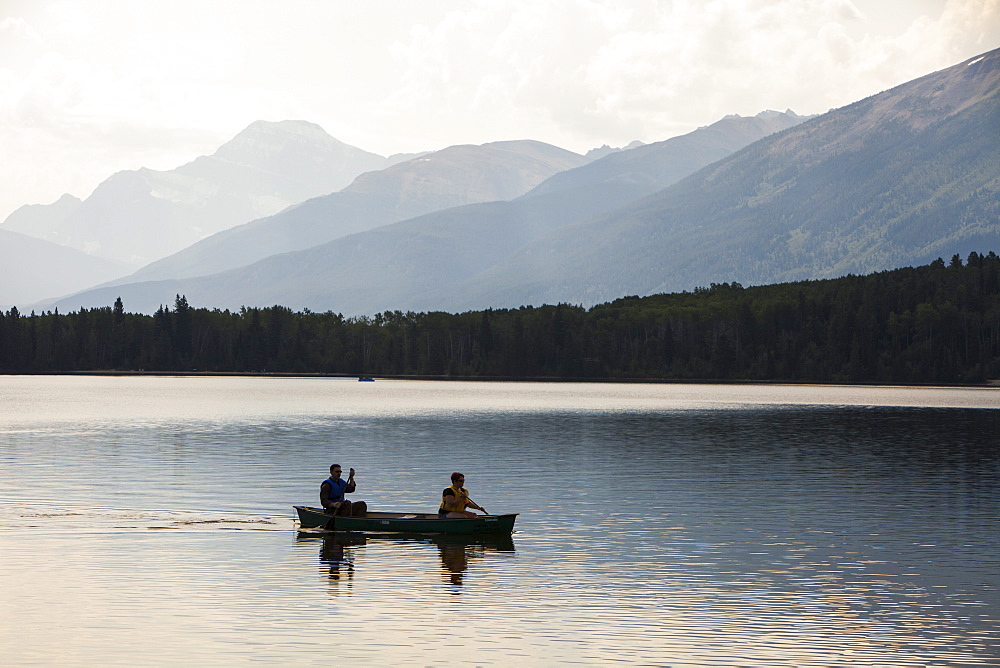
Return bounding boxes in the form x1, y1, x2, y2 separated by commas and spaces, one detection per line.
294, 506, 517, 535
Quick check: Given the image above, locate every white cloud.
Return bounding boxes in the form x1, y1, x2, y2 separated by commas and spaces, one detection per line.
0, 16, 40, 41
365, 0, 1000, 149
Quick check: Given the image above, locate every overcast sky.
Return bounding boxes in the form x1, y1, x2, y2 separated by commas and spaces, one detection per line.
1, 0, 997, 222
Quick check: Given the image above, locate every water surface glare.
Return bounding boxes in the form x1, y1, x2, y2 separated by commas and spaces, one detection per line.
0, 376, 997, 665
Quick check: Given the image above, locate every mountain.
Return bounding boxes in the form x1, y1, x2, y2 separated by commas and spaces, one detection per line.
4, 193, 84, 240
112, 140, 587, 283
1, 120, 389, 267
42, 44, 998, 318
0, 229, 132, 308
521, 110, 810, 200
463, 48, 1000, 307
46, 111, 810, 313
584, 140, 646, 161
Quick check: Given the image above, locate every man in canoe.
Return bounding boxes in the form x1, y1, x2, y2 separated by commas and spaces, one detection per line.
439, 471, 488, 518
321, 464, 367, 516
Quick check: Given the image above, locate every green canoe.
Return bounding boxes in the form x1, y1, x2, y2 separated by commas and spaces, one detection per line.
293, 506, 517, 535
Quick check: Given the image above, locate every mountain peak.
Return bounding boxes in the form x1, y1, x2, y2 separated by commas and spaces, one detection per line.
211, 120, 362, 164
236, 119, 333, 141
719, 109, 803, 123
756, 109, 800, 119
584, 140, 647, 162
2, 118, 391, 276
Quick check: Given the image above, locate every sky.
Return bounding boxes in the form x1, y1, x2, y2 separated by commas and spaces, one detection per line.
1, 0, 998, 222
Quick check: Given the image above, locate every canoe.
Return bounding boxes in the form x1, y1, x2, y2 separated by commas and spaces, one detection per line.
293, 505, 517, 535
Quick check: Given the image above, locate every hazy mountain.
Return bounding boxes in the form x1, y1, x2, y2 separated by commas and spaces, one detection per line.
0, 229, 132, 308
462, 48, 1000, 308
4, 193, 84, 238
60, 185, 639, 314
48, 112, 810, 313
114, 140, 587, 283
585, 140, 646, 161
42, 41, 998, 318
386, 151, 432, 165
523, 110, 810, 200
1, 120, 388, 266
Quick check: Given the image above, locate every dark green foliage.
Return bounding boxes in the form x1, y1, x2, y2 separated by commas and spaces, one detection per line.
2, 254, 999, 383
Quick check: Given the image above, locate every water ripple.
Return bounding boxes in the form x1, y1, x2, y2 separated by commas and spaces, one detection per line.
0, 378, 997, 665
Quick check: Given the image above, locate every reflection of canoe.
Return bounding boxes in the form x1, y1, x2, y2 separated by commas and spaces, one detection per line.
296, 530, 515, 552
297, 530, 515, 590
296, 531, 368, 547
293, 506, 517, 535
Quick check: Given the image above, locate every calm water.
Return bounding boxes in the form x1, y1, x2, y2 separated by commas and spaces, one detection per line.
0, 376, 997, 666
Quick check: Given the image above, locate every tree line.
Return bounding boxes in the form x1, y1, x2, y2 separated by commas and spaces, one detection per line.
2, 252, 999, 383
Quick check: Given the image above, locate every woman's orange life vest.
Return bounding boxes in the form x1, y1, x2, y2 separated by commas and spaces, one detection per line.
439, 484, 469, 513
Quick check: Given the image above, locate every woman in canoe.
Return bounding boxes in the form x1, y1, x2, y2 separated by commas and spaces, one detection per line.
439, 471, 487, 518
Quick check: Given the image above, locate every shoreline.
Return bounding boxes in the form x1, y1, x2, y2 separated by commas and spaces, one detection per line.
2, 369, 997, 388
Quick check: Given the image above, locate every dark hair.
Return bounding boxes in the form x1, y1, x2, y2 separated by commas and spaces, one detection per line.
330, 464, 342, 473
451, 471, 464, 482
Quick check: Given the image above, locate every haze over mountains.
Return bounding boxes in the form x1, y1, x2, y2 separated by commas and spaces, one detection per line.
0, 228, 133, 307
33, 109, 809, 313
118, 140, 588, 284
463, 47, 1000, 308
4, 48, 998, 317
2, 120, 392, 267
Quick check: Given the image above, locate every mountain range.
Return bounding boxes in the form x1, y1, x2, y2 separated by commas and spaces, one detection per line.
0, 228, 133, 307
114, 139, 589, 284
462, 48, 1000, 308
6, 48, 998, 317
1, 120, 391, 267
36, 109, 810, 313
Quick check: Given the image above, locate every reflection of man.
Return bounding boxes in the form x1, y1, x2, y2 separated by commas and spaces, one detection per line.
320, 535, 356, 585
321, 464, 367, 516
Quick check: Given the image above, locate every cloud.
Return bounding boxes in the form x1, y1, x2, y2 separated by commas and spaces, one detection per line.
372, 0, 999, 150
894, 0, 1000, 61
0, 16, 40, 41
0, 0, 996, 223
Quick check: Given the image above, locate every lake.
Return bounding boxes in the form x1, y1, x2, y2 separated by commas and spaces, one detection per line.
0, 376, 997, 665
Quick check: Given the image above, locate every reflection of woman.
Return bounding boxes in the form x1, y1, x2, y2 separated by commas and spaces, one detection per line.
439, 472, 487, 518
438, 542, 470, 587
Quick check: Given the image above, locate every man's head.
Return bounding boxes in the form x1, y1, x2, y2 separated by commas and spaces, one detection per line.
451, 471, 465, 485
330, 464, 343, 478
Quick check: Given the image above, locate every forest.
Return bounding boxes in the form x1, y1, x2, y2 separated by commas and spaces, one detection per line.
2, 252, 999, 384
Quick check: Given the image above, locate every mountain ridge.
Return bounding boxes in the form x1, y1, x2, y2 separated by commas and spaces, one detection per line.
17, 49, 998, 317
43, 110, 811, 313
1, 120, 389, 266
107, 139, 587, 286
0, 229, 133, 308
458, 48, 1000, 307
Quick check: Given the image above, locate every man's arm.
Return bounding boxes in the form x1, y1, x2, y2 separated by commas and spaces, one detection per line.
345, 468, 357, 493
